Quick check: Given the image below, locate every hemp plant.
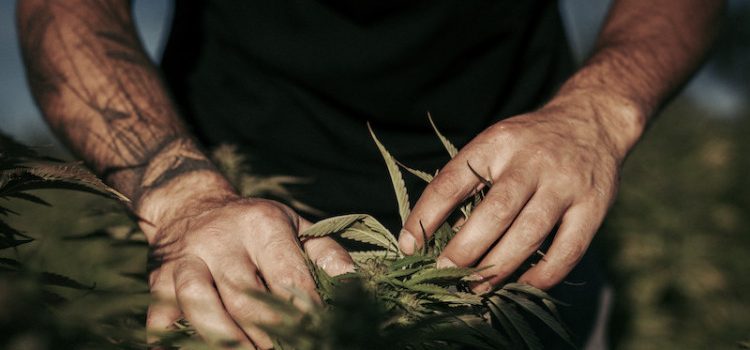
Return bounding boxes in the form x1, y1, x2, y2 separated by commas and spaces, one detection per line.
240, 117, 575, 350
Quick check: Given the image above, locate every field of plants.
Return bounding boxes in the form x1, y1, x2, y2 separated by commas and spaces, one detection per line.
1, 96, 749, 349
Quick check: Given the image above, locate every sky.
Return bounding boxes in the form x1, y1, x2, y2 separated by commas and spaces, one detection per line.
0, 0, 171, 144
0, 1, 746, 146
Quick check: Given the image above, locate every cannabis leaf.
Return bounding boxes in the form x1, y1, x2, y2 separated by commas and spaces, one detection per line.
368, 123, 411, 225
299, 214, 369, 238
428, 112, 459, 158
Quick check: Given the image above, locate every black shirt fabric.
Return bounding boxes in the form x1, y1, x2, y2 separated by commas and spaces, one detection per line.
162, 1, 604, 347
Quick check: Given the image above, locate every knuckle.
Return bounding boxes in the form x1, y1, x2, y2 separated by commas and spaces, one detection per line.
486, 123, 515, 142
483, 198, 513, 225
556, 241, 587, 268
175, 277, 204, 299
274, 268, 315, 293
556, 167, 582, 185
245, 201, 291, 223
263, 234, 295, 253
224, 294, 252, 315
529, 148, 557, 168
504, 168, 528, 185
529, 273, 560, 290
517, 221, 549, 246
514, 232, 547, 254
431, 171, 466, 200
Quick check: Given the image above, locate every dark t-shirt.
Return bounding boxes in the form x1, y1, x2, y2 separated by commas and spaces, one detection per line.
162, 1, 604, 347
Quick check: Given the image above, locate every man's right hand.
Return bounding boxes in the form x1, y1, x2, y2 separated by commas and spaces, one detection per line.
140, 175, 354, 349
15, 2, 352, 348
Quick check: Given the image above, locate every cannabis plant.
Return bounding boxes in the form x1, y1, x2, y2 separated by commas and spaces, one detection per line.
214, 118, 575, 350
0, 133, 141, 349
0, 119, 575, 349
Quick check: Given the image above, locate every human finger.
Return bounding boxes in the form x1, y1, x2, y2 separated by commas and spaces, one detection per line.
437, 168, 536, 268
173, 255, 254, 349
211, 255, 276, 349
299, 217, 355, 276
401, 158, 482, 254
146, 268, 182, 346
251, 224, 320, 308
472, 190, 569, 293
303, 236, 355, 277
519, 200, 605, 290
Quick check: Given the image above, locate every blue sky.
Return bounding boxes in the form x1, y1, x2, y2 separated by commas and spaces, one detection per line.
0, 0, 170, 144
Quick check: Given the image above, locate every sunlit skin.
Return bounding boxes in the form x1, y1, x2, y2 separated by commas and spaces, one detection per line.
400, 0, 724, 293
17, 0, 722, 348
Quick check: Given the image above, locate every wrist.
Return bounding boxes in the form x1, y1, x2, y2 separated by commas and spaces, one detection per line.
135, 170, 239, 242
544, 84, 647, 162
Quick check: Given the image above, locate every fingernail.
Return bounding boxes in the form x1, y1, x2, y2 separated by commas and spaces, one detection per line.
398, 229, 416, 254
465, 273, 485, 282
436, 257, 456, 269
472, 281, 493, 295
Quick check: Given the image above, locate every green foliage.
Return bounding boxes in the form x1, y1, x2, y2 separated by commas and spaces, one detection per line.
0, 133, 143, 350
367, 123, 411, 225
0, 133, 127, 252
600, 101, 750, 349
428, 113, 459, 158
0, 126, 573, 349
256, 122, 573, 350
212, 144, 322, 216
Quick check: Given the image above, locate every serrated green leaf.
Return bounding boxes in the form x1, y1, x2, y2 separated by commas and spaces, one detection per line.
341, 227, 398, 251
432, 222, 455, 254
299, 214, 367, 238
384, 266, 423, 279
503, 282, 568, 305
4, 192, 51, 206
0, 236, 33, 249
396, 160, 434, 183
486, 297, 528, 349
360, 216, 400, 253
467, 161, 493, 188
489, 296, 543, 350
40, 272, 94, 290
428, 113, 459, 158
0, 220, 33, 249
389, 254, 434, 270
404, 315, 498, 350
0, 218, 32, 238
0, 257, 21, 269
429, 292, 483, 306
542, 298, 566, 325
349, 250, 392, 263
407, 283, 452, 295
0, 205, 18, 216
498, 289, 575, 347
19, 161, 129, 202
406, 266, 476, 285
451, 314, 512, 349
368, 123, 410, 224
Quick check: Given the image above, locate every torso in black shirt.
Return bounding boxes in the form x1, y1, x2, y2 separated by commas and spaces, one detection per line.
161, 1, 604, 347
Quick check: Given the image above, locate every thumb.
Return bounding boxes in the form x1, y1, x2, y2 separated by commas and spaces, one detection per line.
299, 218, 355, 276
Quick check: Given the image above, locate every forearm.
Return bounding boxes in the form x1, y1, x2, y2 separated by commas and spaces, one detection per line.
547, 0, 724, 159
17, 0, 234, 229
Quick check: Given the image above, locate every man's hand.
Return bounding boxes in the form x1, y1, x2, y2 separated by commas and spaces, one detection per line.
400, 100, 628, 293
399, 0, 724, 293
142, 177, 353, 349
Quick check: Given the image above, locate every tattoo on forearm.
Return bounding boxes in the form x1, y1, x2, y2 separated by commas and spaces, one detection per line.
18, 0, 216, 204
